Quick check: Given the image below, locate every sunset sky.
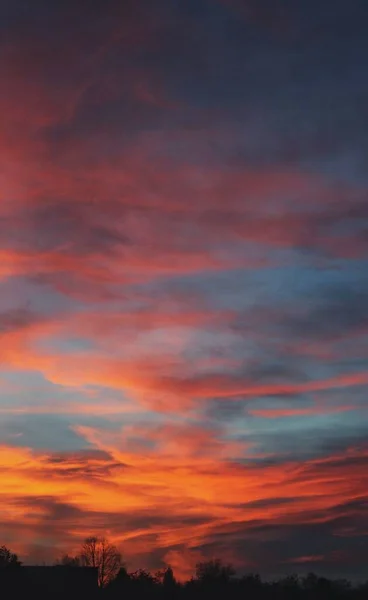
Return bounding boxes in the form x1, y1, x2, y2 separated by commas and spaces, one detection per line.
1, 0, 367, 581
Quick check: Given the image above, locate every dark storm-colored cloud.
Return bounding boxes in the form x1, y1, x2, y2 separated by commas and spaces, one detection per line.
4, 0, 366, 182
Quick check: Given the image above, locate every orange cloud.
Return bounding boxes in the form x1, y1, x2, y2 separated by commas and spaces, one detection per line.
1, 431, 367, 578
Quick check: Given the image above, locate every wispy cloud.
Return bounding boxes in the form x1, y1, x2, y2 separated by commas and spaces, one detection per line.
0, 0, 367, 580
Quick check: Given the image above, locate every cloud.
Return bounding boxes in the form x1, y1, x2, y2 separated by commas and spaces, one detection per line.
1, 0, 368, 581
0, 433, 367, 578
248, 403, 361, 419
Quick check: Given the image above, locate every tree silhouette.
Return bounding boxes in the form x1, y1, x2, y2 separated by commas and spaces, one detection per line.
80, 536, 122, 587
1, 540, 368, 599
54, 554, 81, 567
195, 559, 235, 584
0, 546, 21, 568
163, 566, 177, 588
130, 568, 159, 585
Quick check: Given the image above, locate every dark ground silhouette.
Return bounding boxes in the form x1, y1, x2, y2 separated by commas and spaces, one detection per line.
1, 544, 367, 599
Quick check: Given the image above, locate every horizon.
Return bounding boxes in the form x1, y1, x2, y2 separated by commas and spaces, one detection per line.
3, 555, 368, 586
1, 0, 367, 583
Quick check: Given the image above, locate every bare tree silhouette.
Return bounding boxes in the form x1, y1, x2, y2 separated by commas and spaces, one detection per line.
80, 536, 122, 587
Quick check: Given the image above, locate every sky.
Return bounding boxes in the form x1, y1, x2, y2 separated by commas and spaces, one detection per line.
1, 0, 368, 582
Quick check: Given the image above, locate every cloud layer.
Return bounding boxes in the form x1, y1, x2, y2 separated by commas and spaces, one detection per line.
1, 0, 367, 581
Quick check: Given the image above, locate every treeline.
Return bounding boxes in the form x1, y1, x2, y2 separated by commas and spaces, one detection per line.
1, 540, 367, 599
106, 564, 368, 600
